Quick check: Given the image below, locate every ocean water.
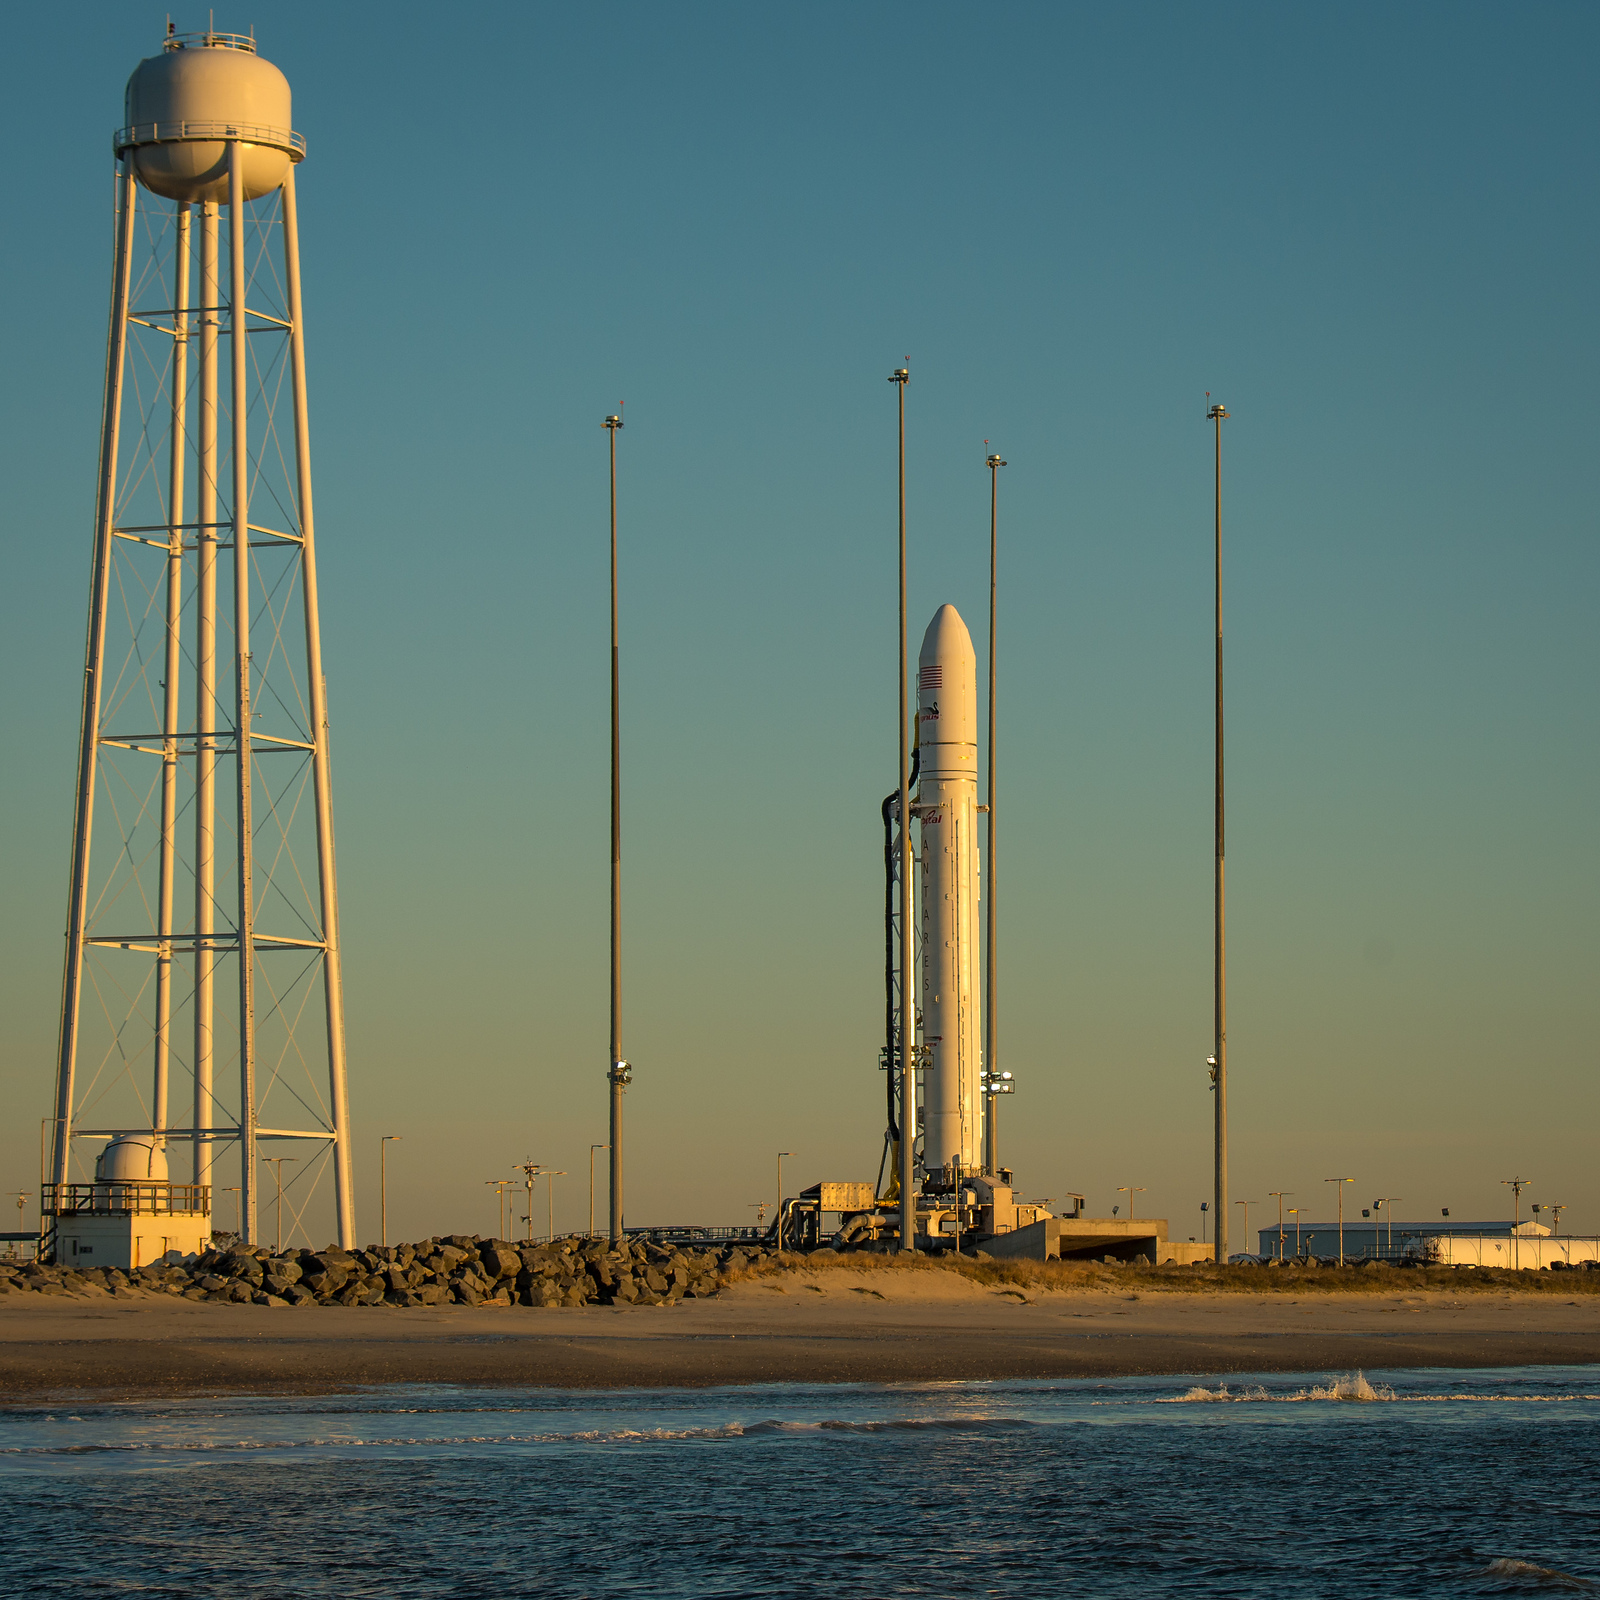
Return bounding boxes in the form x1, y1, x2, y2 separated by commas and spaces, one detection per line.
2, 1367, 1597, 1597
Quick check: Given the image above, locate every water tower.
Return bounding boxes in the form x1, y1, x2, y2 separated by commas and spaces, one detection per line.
46, 25, 355, 1252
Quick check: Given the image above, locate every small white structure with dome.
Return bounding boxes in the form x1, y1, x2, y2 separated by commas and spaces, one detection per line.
48, 1136, 212, 1270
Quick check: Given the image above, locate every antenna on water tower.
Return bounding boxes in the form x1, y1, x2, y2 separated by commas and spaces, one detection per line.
48, 27, 355, 1252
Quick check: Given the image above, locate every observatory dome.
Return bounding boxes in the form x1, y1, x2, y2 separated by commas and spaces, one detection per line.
95, 1135, 170, 1183
119, 32, 302, 204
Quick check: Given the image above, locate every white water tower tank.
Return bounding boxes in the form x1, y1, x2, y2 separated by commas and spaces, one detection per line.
118, 29, 302, 203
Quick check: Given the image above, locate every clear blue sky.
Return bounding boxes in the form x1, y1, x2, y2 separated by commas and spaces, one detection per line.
1, 2, 1594, 1246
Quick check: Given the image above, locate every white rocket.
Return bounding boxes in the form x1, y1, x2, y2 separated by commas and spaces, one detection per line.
917, 604, 983, 1178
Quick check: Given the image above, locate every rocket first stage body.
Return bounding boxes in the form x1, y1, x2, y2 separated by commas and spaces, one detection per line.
917, 604, 982, 1177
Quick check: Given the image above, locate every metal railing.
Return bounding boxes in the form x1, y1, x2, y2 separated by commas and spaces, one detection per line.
164, 31, 259, 54
115, 121, 306, 158
43, 1182, 211, 1218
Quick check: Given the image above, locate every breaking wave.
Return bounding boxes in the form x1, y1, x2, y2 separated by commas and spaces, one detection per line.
1164, 1372, 1395, 1403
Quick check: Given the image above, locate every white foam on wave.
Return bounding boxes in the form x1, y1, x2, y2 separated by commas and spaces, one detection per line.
1162, 1371, 1396, 1403
1124, 1375, 1600, 1408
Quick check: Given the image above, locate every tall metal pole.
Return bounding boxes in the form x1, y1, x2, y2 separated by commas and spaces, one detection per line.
891, 367, 914, 1252
1208, 401, 1229, 1264
53, 167, 137, 1190
280, 168, 355, 1248
229, 143, 259, 1246
193, 200, 219, 1189
605, 413, 627, 1243
153, 203, 191, 1142
983, 451, 1005, 1177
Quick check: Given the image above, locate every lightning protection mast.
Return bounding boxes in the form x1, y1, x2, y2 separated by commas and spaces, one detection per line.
605, 411, 631, 1243
1208, 400, 1229, 1265
890, 366, 915, 1252
49, 27, 354, 1254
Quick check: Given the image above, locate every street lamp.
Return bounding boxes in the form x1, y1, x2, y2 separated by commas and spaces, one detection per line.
1325, 1178, 1354, 1265
1374, 1197, 1401, 1260
222, 1186, 241, 1240
589, 1145, 609, 1238
263, 1157, 297, 1254
1551, 1204, 1566, 1237
1234, 1199, 1258, 1260
380, 1135, 402, 1247
545, 1171, 568, 1243
1200, 1199, 1208, 1245
1502, 1176, 1530, 1270
485, 1179, 514, 1241
519, 1161, 549, 1244
1117, 1185, 1146, 1221
777, 1152, 794, 1250
1268, 1191, 1292, 1261
1288, 1207, 1304, 1259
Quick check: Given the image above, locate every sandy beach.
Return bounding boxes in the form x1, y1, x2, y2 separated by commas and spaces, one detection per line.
3, 1261, 1597, 1399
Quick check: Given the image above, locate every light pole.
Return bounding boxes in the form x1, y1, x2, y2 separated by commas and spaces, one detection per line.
1374, 1197, 1401, 1260
1288, 1207, 1304, 1258
486, 1179, 513, 1240
777, 1152, 794, 1250
1268, 1192, 1292, 1261
1551, 1204, 1566, 1237
1502, 1176, 1529, 1270
1117, 1185, 1146, 1221
605, 409, 632, 1245
1200, 1199, 1208, 1244
262, 1157, 297, 1254
545, 1171, 567, 1243
380, 1135, 402, 1247
1234, 1199, 1258, 1259
589, 1145, 609, 1238
890, 364, 914, 1254
519, 1161, 548, 1244
1325, 1177, 1354, 1265
983, 448, 1007, 1178
1207, 398, 1230, 1267
223, 1186, 240, 1241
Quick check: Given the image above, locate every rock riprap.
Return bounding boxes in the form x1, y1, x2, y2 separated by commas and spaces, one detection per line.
0, 1236, 761, 1308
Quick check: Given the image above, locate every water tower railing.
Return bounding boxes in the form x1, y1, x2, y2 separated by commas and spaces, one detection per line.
114, 121, 306, 158
43, 1182, 211, 1218
163, 31, 258, 54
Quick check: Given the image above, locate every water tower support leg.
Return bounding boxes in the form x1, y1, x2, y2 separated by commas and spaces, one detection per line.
228, 142, 259, 1246
53, 168, 137, 1189
279, 168, 355, 1250
153, 203, 191, 1141
193, 202, 219, 1188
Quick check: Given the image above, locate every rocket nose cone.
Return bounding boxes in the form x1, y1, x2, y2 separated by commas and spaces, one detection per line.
919, 603, 976, 668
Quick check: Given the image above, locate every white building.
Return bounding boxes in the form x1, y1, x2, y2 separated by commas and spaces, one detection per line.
1257, 1218, 1598, 1269
46, 1135, 211, 1270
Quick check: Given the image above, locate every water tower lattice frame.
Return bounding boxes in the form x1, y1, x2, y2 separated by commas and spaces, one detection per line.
50, 80, 354, 1251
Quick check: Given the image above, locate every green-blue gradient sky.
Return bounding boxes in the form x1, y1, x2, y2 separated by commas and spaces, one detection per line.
1, 3, 1594, 1247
